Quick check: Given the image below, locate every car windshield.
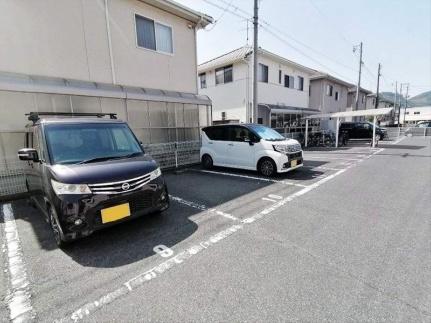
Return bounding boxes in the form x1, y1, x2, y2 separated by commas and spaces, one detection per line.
44, 123, 143, 165
248, 124, 285, 141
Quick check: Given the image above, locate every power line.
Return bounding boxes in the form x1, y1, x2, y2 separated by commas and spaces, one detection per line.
260, 25, 356, 84
200, 0, 251, 22
205, 0, 236, 31
306, 0, 354, 47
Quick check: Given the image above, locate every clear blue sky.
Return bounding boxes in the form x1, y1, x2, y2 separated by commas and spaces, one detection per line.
177, 0, 431, 97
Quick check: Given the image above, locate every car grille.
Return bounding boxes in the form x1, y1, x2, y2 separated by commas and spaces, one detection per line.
92, 191, 156, 226
288, 151, 302, 160
88, 173, 153, 195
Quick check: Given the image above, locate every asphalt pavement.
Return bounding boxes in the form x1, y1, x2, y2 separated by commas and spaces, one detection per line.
1, 136, 430, 322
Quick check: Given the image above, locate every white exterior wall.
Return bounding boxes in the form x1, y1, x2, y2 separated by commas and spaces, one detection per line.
199, 61, 248, 122
0, 0, 198, 93
256, 55, 310, 109
198, 52, 312, 123
399, 106, 431, 124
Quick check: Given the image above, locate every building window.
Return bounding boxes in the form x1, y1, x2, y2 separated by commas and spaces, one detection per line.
135, 14, 173, 54
284, 75, 294, 89
297, 76, 304, 91
199, 73, 207, 89
215, 65, 233, 85
258, 117, 263, 124
258, 63, 269, 83
326, 85, 333, 96
221, 111, 226, 120
406, 111, 410, 115
361, 94, 365, 103
279, 70, 282, 84
414, 111, 420, 115
335, 91, 339, 101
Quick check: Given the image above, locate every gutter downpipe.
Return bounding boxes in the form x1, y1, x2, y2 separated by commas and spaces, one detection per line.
105, 0, 116, 84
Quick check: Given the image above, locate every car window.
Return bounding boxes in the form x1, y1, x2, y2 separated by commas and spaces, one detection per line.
228, 126, 253, 142
44, 123, 142, 165
204, 127, 227, 141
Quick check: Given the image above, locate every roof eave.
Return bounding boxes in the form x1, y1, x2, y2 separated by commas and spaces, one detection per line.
139, 0, 213, 27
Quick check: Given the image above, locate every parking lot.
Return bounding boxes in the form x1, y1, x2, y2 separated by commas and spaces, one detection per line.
1, 136, 430, 322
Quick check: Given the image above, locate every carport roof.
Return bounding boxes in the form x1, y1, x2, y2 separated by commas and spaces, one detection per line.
259, 104, 320, 115
0, 71, 211, 105
305, 107, 394, 119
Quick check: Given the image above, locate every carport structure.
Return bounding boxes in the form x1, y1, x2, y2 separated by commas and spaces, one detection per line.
304, 107, 394, 148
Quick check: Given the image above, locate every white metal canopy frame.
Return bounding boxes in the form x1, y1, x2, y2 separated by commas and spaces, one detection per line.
303, 107, 394, 148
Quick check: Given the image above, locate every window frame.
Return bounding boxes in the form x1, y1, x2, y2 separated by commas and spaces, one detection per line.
258, 63, 269, 83
199, 73, 207, 89
297, 76, 304, 91
326, 84, 333, 96
134, 13, 174, 55
215, 65, 233, 85
335, 91, 339, 101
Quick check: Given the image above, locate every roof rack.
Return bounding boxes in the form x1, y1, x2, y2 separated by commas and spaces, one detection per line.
26, 112, 117, 123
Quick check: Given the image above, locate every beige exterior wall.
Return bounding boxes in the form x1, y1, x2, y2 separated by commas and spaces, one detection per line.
0, 0, 198, 93
309, 79, 349, 113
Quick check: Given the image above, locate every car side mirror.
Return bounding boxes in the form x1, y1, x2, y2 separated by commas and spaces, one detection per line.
244, 138, 254, 146
18, 148, 39, 162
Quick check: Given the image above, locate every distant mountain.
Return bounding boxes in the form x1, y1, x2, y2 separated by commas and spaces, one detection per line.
379, 92, 405, 105
408, 90, 431, 107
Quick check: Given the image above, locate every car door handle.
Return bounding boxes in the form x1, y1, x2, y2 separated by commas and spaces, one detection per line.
228, 143, 234, 146
208, 142, 213, 144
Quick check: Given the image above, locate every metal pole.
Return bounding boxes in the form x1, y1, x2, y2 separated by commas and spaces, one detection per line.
393, 81, 397, 125
305, 119, 309, 147
252, 0, 259, 123
398, 83, 403, 125
355, 42, 363, 111
335, 117, 339, 148
375, 63, 381, 109
372, 115, 376, 148
403, 84, 409, 125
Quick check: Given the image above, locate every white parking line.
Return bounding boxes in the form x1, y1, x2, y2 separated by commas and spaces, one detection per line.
61, 162, 353, 322
192, 169, 308, 188
169, 195, 238, 221
1, 204, 35, 322
307, 156, 363, 161
302, 165, 344, 171
262, 197, 277, 203
59, 145, 389, 322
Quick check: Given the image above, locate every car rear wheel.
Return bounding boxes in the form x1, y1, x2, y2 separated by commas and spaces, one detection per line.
202, 154, 213, 169
49, 206, 67, 248
258, 158, 277, 177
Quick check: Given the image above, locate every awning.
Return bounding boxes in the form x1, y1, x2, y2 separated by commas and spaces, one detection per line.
0, 71, 211, 105
259, 104, 320, 115
305, 107, 393, 119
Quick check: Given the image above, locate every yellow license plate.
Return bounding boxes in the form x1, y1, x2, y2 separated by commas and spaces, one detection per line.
291, 160, 297, 167
101, 203, 131, 224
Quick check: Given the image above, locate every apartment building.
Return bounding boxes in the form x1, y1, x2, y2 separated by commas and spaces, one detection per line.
0, 0, 213, 162
197, 46, 318, 131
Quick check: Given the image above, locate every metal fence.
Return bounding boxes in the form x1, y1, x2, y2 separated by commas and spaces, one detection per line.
0, 158, 30, 198
0, 141, 202, 200
143, 141, 201, 169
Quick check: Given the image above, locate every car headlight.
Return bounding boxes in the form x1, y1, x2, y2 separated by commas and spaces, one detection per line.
273, 145, 288, 153
150, 167, 162, 180
51, 180, 91, 195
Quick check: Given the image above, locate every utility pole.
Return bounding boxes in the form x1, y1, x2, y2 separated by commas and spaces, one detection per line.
252, 0, 259, 123
403, 84, 409, 125
397, 83, 403, 125
374, 63, 381, 109
354, 42, 363, 110
393, 81, 397, 124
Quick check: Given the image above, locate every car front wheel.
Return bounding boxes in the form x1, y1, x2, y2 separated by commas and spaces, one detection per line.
49, 206, 67, 248
258, 158, 277, 177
